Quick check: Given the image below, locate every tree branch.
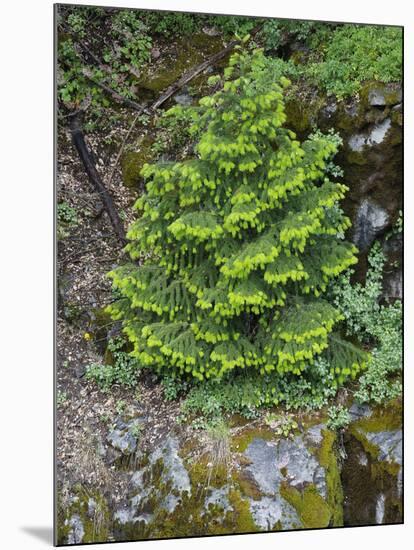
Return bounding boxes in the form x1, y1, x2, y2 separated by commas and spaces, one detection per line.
68, 111, 127, 244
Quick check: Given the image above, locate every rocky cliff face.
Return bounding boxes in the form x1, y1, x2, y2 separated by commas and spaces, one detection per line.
286, 81, 402, 295
58, 400, 402, 544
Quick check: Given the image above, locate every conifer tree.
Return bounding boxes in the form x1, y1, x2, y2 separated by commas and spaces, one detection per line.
108, 47, 367, 385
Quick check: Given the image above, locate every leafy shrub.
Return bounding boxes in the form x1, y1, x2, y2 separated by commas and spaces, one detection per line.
259, 23, 402, 99
211, 15, 258, 37
180, 356, 341, 422
331, 242, 402, 403
307, 25, 402, 98
161, 375, 190, 400
57, 6, 152, 107
85, 337, 141, 391
260, 20, 336, 52
108, 47, 366, 388
109, 11, 152, 74
142, 11, 203, 37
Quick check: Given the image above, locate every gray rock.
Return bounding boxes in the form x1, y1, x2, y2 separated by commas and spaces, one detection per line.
66, 514, 84, 545
383, 270, 402, 299
151, 437, 191, 496
369, 119, 392, 145
173, 92, 193, 106
124, 436, 191, 524
365, 429, 402, 465
107, 417, 144, 455
349, 402, 372, 421
321, 101, 337, 119
244, 438, 283, 495
249, 496, 299, 531
348, 133, 366, 152
203, 487, 233, 515
375, 493, 386, 524
278, 437, 327, 497
358, 452, 368, 466
368, 86, 402, 107
305, 424, 324, 446
243, 431, 329, 531
353, 199, 390, 251
161, 494, 181, 513
87, 498, 96, 518
348, 118, 391, 152
107, 428, 137, 455
114, 508, 134, 525
369, 88, 388, 107
245, 435, 327, 497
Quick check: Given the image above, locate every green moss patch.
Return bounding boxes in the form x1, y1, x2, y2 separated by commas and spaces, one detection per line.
318, 429, 344, 526
280, 483, 331, 528
121, 136, 155, 188
352, 399, 402, 434
58, 486, 111, 544
231, 426, 275, 453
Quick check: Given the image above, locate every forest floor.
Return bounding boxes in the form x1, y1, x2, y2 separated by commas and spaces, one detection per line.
56, 110, 186, 503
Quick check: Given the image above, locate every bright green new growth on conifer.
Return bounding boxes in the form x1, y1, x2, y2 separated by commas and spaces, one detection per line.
107, 47, 366, 384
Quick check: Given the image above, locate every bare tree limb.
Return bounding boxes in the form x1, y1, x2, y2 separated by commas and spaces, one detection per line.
83, 71, 151, 114
68, 111, 127, 244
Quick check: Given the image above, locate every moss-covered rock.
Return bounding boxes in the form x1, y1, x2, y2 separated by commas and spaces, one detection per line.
57, 486, 111, 545
341, 400, 402, 526
136, 33, 224, 94
121, 136, 155, 189
280, 483, 332, 528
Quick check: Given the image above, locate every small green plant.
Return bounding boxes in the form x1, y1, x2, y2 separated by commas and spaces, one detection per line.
257, 23, 402, 99
150, 105, 196, 160
85, 337, 141, 391
143, 11, 202, 37
57, 201, 78, 239
57, 202, 78, 225
129, 421, 143, 438
115, 399, 127, 415
99, 413, 111, 424
180, 355, 339, 423
264, 412, 298, 438
260, 20, 335, 52
161, 375, 189, 401
211, 15, 258, 37
327, 405, 351, 431
57, 390, 69, 407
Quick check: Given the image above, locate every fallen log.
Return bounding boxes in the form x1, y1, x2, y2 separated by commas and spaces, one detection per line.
68, 112, 127, 244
